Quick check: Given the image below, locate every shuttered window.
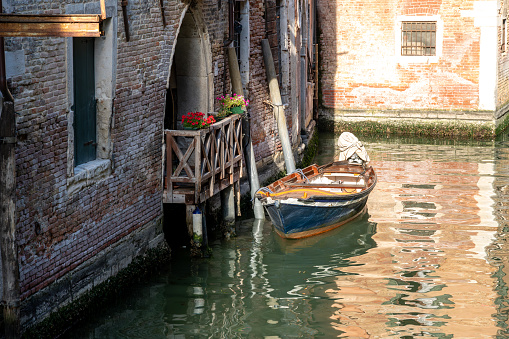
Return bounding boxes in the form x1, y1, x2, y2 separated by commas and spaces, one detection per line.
73, 38, 97, 166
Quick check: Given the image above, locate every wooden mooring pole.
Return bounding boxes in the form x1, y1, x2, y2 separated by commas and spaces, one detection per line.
227, 46, 265, 220
261, 39, 296, 174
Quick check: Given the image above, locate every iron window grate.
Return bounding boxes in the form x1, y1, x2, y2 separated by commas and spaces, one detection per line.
401, 21, 436, 56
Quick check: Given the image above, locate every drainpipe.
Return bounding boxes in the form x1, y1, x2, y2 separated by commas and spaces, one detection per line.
224, 0, 234, 47
300, 41, 307, 135
300, 0, 308, 135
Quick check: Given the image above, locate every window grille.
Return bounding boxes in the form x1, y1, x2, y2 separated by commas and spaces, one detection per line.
401, 21, 436, 56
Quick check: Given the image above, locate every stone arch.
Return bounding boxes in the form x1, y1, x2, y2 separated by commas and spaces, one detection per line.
165, 7, 213, 129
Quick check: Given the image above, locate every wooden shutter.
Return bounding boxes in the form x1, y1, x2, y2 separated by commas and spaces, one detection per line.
73, 37, 96, 166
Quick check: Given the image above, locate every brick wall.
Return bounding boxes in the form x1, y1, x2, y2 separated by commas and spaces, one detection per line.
317, 0, 499, 123
497, 0, 509, 122
5, 0, 307, 326
8, 0, 189, 325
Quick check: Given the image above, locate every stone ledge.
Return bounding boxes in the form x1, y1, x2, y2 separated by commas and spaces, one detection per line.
67, 159, 112, 196
319, 108, 495, 122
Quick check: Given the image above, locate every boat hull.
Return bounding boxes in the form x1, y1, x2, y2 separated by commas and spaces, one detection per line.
264, 195, 369, 239
257, 161, 377, 239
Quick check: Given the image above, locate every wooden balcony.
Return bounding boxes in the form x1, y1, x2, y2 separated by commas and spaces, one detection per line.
163, 114, 244, 205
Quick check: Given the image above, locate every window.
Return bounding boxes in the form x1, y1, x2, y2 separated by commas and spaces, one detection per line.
396, 16, 442, 63
401, 21, 436, 56
67, 17, 115, 194
73, 37, 97, 166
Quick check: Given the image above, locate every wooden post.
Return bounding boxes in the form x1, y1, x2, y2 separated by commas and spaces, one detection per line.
261, 39, 296, 174
228, 47, 243, 97
100, 0, 106, 20
220, 185, 235, 235
0, 101, 20, 339
185, 205, 195, 237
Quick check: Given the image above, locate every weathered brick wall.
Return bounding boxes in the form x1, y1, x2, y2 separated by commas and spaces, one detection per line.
5, 0, 304, 326
7, 0, 191, 324
317, 0, 489, 118
497, 0, 509, 122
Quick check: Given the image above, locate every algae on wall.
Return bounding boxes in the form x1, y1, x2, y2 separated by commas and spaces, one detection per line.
319, 118, 497, 141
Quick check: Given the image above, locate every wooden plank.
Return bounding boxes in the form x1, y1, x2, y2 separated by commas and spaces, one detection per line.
201, 133, 212, 179
220, 125, 225, 178
0, 14, 101, 23
0, 21, 102, 37
167, 129, 205, 137
194, 135, 202, 203
165, 132, 173, 199
171, 137, 194, 178
286, 182, 366, 189
236, 119, 243, 178
209, 129, 216, 197
169, 177, 195, 183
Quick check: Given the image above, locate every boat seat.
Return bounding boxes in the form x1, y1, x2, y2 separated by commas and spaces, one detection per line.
286, 182, 366, 189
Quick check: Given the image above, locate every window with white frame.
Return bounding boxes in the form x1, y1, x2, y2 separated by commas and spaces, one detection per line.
396, 15, 443, 63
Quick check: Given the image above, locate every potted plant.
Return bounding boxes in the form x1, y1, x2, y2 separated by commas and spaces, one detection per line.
217, 93, 249, 116
181, 112, 216, 130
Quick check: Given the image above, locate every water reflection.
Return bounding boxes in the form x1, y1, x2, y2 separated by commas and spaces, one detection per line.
65, 133, 509, 338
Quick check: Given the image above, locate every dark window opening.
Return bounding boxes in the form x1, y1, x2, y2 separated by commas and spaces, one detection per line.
401, 21, 436, 56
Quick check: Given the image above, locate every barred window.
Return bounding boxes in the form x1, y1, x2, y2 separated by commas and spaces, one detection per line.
401, 21, 436, 56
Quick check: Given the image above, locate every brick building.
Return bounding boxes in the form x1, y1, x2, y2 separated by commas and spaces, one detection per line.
317, 0, 509, 134
0, 0, 316, 331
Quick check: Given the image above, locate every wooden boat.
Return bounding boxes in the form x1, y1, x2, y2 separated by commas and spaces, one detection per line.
255, 161, 377, 239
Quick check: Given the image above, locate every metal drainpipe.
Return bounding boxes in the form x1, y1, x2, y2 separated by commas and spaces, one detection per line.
223, 0, 234, 47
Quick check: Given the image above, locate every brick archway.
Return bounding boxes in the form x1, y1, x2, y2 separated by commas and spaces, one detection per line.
166, 9, 213, 130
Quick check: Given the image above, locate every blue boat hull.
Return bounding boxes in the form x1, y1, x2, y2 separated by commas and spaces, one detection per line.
257, 161, 377, 239
264, 195, 369, 239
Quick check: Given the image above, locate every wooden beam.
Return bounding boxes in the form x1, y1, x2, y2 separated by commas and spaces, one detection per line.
0, 14, 103, 37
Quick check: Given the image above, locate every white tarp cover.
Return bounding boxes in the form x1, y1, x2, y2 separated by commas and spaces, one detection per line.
337, 132, 370, 162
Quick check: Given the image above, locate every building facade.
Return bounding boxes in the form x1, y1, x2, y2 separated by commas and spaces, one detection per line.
0, 0, 316, 330
317, 0, 509, 134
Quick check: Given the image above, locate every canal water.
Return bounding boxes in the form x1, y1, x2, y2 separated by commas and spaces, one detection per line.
65, 132, 509, 338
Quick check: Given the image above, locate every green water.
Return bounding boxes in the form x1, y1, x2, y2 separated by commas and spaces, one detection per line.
65, 132, 509, 338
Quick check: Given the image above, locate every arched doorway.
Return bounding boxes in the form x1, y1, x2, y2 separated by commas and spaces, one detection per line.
163, 9, 213, 248
165, 10, 212, 130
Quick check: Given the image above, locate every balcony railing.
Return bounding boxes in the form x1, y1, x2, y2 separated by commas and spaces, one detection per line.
163, 114, 244, 205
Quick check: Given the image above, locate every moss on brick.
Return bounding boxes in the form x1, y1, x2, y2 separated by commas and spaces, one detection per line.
496, 114, 509, 136
320, 118, 496, 141
20, 245, 171, 339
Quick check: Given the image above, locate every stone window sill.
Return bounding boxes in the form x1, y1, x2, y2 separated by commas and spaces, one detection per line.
67, 159, 111, 195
